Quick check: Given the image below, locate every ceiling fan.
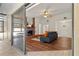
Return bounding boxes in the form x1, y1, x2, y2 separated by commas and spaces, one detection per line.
40, 8, 53, 18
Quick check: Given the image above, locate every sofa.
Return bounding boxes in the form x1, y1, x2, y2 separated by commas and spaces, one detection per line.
40, 32, 58, 43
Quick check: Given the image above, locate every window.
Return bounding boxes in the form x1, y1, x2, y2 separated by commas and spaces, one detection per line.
13, 18, 23, 32
0, 17, 4, 33
0, 21, 4, 32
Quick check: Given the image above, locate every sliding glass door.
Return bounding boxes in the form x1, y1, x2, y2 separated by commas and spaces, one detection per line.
11, 5, 26, 54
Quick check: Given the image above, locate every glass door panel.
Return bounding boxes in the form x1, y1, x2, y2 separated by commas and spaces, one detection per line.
12, 5, 26, 54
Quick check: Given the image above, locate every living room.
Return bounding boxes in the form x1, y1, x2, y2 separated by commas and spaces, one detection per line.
26, 3, 72, 55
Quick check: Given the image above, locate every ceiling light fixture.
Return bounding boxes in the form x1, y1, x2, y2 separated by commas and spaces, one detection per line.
41, 9, 52, 18
43, 10, 49, 18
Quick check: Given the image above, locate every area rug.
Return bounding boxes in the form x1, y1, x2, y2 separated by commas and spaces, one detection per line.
31, 38, 40, 41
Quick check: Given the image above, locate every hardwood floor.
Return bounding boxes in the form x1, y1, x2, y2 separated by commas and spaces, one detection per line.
26, 37, 72, 51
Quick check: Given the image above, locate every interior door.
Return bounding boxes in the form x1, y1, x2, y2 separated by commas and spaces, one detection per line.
11, 5, 26, 54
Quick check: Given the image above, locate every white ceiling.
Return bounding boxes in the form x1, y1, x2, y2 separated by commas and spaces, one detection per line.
26, 3, 72, 18
0, 3, 24, 14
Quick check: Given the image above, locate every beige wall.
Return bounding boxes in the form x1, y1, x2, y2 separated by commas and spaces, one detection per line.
74, 3, 79, 55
